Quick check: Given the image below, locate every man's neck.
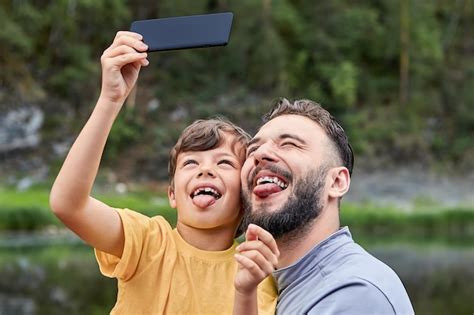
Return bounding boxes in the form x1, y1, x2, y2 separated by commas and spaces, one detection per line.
276, 209, 339, 268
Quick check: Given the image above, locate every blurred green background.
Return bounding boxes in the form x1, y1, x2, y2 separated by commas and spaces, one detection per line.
0, 0, 473, 314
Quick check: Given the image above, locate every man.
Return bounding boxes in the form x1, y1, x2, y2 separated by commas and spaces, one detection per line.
240, 98, 414, 314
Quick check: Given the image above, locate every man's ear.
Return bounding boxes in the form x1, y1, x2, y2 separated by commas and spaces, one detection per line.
168, 186, 177, 209
328, 167, 350, 199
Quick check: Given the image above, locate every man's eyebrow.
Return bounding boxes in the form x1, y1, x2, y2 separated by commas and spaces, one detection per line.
280, 133, 307, 144
248, 137, 261, 147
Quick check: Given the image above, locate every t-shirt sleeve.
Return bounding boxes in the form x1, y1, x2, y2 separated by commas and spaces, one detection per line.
307, 279, 396, 315
257, 276, 278, 315
94, 208, 172, 281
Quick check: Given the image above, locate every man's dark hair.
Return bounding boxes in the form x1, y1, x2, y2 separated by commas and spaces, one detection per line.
263, 98, 354, 175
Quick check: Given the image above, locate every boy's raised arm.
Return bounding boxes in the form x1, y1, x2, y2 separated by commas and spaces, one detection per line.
49, 31, 149, 258
233, 224, 279, 315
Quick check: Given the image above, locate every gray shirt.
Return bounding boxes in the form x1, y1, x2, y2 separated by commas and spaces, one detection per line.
273, 227, 414, 315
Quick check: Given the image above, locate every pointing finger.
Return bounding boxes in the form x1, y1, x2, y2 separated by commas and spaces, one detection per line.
246, 224, 280, 256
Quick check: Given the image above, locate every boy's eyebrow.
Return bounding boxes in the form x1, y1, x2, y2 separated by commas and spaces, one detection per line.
216, 151, 239, 159
180, 151, 238, 158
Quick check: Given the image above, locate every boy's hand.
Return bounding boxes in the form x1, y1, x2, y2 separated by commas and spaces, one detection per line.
234, 224, 280, 295
99, 31, 149, 106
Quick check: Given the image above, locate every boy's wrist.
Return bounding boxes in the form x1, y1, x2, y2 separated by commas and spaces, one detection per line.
96, 94, 125, 115
234, 286, 257, 297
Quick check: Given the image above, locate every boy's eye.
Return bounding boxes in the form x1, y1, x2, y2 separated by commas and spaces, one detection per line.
182, 159, 197, 166
218, 159, 235, 167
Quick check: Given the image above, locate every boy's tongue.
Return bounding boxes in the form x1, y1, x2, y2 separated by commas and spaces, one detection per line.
192, 195, 217, 208
253, 183, 283, 198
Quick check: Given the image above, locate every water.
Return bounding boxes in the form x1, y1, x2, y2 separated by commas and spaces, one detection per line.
366, 243, 474, 315
0, 232, 473, 315
0, 233, 116, 315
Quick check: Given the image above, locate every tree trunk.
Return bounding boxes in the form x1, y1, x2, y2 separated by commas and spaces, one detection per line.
399, 0, 410, 107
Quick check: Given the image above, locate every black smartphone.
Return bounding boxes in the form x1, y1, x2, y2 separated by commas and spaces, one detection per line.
130, 12, 233, 52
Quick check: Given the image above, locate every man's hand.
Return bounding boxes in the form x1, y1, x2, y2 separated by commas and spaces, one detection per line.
234, 224, 280, 295
98, 31, 149, 106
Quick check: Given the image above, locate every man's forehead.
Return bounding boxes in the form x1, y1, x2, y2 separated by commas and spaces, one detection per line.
252, 115, 323, 142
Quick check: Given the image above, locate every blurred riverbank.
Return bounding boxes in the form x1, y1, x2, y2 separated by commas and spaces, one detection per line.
346, 167, 474, 209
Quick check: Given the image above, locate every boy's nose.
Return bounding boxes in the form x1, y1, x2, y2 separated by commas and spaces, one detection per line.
198, 165, 215, 178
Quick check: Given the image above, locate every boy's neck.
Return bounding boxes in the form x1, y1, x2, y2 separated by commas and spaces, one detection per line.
176, 222, 236, 251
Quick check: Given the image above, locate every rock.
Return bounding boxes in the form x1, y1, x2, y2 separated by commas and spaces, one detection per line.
170, 106, 188, 122
115, 182, 128, 194
15, 166, 49, 191
0, 294, 36, 315
147, 98, 160, 112
16, 177, 34, 191
0, 107, 44, 152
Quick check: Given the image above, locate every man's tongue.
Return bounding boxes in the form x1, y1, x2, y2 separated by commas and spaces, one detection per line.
253, 183, 283, 198
192, 195, 217, 208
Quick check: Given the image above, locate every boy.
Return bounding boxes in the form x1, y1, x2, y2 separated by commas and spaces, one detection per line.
49, 31, 277, 314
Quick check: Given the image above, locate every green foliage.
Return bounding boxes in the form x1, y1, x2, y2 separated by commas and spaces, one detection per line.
324, 61, 358, 107
104, 107, 144, 160
0, 207, 57, 231
1, 0, 129, 102
1, 0, 473, 173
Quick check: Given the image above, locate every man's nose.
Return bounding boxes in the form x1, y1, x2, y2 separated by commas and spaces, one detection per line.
253, 143, 278, 166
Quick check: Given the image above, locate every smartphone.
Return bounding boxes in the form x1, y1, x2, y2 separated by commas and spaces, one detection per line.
130, 12, 233, 52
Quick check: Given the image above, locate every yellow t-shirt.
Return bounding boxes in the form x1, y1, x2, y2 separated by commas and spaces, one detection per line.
95, 209, 277, 315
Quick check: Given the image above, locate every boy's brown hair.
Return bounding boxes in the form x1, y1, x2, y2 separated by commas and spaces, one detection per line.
168, 117, 251, 187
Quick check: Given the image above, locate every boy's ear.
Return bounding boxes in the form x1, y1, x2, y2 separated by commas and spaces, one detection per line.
327, 167, 350, 199
168, 186, 177, 209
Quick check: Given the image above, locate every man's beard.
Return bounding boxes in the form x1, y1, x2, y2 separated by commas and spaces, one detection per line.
241, 166, 327, 242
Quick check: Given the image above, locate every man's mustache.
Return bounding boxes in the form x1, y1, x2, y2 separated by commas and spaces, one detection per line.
248, 164, 293, 189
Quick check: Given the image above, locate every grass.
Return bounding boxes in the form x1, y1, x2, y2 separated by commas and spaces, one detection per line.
0, 186, 176, 231
1, 186, 473, 240
341, 203, 474, 242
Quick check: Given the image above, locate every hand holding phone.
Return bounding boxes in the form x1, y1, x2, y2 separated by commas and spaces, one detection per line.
99, 31, 149, 106
130, 12, 233, 52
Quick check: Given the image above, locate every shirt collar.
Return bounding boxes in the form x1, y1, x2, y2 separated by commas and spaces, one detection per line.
273, 226, 353, 291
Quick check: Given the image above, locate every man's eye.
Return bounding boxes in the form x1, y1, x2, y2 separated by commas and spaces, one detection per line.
281, 142, 297, 148
246, 146, 258, 157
